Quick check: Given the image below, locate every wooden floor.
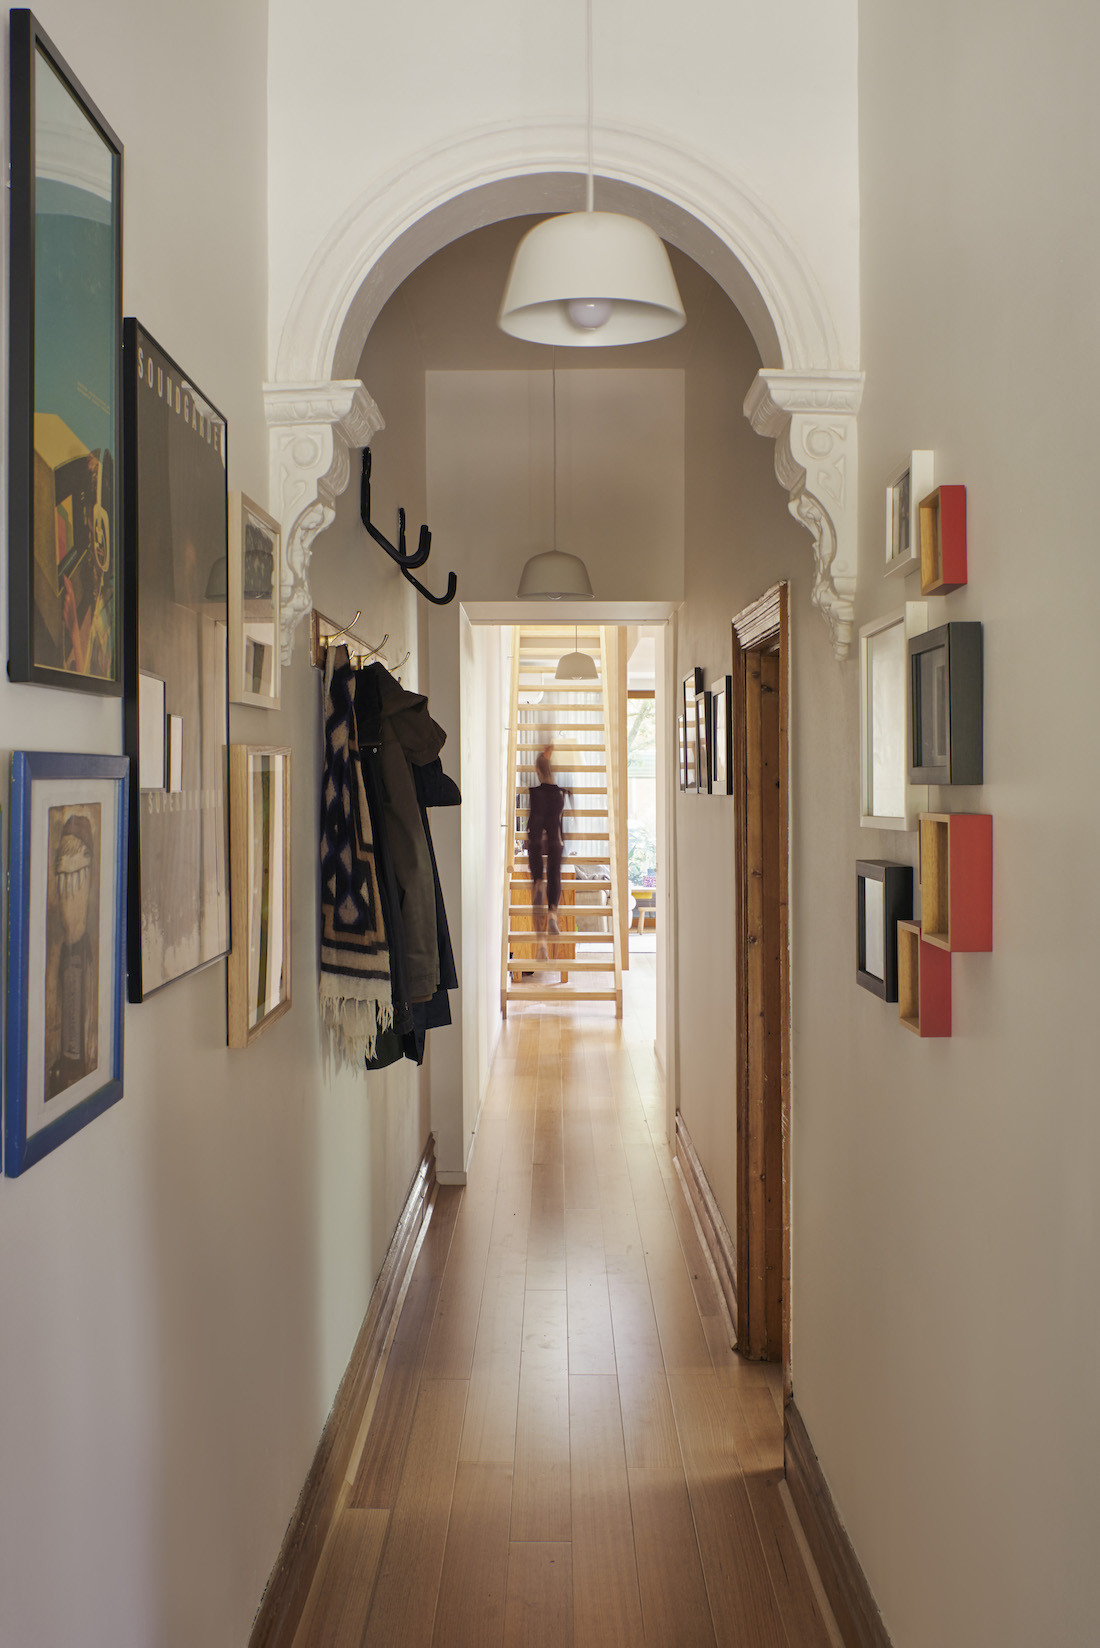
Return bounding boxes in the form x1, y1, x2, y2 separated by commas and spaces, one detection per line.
292, 953, 837, 1648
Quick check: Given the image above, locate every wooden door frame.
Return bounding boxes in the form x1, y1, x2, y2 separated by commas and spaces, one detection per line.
732, 582, 791, 1391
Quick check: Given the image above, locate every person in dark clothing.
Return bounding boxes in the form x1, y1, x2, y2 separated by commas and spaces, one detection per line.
525, 745, 565, 959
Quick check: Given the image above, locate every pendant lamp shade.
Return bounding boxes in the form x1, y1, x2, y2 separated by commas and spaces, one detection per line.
516, 548, 594, 600
498, 212, 685, 347
556, 649, 599, 680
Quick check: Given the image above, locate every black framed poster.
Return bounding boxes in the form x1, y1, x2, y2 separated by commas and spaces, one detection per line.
8, 11, 124, 692
122, 319, 230, 1001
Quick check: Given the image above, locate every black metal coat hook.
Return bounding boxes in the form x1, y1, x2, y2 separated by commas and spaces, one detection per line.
360, 448, 457, 605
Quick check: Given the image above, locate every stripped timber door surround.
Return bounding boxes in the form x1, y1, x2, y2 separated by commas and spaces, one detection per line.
732, 583, 790, 1379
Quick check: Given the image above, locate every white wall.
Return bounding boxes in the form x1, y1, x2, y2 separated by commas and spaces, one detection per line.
671, 285, 809, 1240
783, 6, 1100, 1645
266, 0, 859, 373
0, 6, 428, 1646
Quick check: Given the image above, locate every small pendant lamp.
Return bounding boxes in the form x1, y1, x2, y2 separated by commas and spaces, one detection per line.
517, 363, 594, 600
498, 0, 684, 348
555, 623, 599, 681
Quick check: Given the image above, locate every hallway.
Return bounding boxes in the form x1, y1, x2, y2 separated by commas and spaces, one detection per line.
291, 958, 837, 1647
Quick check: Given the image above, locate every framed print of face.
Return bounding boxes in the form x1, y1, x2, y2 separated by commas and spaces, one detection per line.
122, 319, 230, 1001
8, 11, 124, 693
6, 750, 129, 1175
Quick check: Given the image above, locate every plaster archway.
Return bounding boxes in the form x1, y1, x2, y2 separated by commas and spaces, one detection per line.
266, 128, 863, 660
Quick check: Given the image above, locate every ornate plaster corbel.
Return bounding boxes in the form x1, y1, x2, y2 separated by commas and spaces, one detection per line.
264, 380, 385, 663
744, 369, 864, 660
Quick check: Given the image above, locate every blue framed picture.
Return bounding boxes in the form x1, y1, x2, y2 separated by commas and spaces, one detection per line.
5, 750, 129, 1176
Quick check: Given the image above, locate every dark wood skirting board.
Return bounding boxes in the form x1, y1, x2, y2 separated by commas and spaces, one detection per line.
785, 1401, 893, 1648
248, 1135, 438, 1648
674, 1111, 737, 1339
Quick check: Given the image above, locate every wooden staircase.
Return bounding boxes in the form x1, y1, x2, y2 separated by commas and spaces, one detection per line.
501, 624, 624, 1016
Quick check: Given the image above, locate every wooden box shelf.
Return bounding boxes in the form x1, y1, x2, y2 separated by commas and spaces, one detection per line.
919, 812, 992, 952
897, 920, 952, 1037
919, 484, 967, 595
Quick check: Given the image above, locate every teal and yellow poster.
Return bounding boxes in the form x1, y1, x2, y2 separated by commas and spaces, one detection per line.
32, 45, 118, 682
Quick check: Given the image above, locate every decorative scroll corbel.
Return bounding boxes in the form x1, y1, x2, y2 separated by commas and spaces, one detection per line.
744, 369, 864, 661
264, 379, 385, 664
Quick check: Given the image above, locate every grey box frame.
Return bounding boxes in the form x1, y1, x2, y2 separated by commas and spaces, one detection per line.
908, 621, 983, 785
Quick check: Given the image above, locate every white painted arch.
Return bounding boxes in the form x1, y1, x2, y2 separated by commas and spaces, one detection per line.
272, 122, 843, 383
266, 125, 863, 661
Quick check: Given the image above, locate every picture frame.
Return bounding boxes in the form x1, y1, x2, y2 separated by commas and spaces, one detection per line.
8, 11, 124, 693
123, 318, 230, 1001
5, 750, 129, 1175
859, 602, 929, 830
909, 621, 983, 785
856, 859, 913, 1002
229, 492, 282, 709
677, 712, 687, 792
884, 451, 934, 579
695, 687, 712, 794
711, 675, 732, 795
228, 746, 291, 1047
681, 667, 702, 791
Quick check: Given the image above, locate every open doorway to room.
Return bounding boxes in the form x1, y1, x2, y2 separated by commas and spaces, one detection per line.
494, 621, 665, 1045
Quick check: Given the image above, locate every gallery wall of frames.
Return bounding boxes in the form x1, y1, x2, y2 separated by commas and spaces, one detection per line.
858, 451, 991, 1037
679, 447, 992, 1043
3, 10, 288, 1174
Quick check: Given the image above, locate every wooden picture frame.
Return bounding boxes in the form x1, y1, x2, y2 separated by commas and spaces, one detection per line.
909, 621, 983, 785
711, 675, 732, 794
859, 603, 929, 830
677, 712, 687, 792
695, 687, 712, 794
884, 451, 934, 580
5, 750, 129, 1175
123, 319, 230, 1001
856, 859, 913, 1002
229, 491, 282, 709
228, 746, 291, 1047
8, 11, 124, 692
681, 667, 702, 791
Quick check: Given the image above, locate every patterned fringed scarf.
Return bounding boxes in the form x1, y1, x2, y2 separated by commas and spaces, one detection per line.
319, 647, 393, 1065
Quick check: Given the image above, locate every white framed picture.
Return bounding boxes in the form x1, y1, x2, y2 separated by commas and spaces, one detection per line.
859, 602, 929, 831
229, 492, 282, 709
885, 451, 934, 579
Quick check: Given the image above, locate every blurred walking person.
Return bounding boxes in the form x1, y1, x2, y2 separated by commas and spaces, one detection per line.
526, 745, 565, 961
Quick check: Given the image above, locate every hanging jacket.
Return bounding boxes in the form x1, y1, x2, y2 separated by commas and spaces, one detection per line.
403, 757, 461, 1065
365, 662, 447, 1003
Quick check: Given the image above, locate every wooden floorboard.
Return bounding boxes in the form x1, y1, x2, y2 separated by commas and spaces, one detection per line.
292, 953, 834, 1648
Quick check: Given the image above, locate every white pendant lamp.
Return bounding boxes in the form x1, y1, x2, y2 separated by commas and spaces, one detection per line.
555, 623, 598, 680
498, 0, 684, 348
517, 365, 594, 600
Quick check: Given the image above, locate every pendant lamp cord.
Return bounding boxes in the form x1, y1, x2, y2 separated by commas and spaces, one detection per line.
552, 356, 558, 551
585, 0, 594, 212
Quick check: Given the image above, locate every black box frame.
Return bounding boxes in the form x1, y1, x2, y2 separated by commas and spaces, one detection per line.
8, 10, 124, 693
856, 859, 913, 1002
908, 621, 983, 785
